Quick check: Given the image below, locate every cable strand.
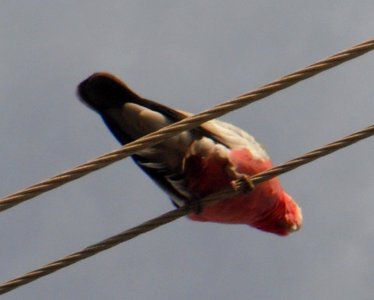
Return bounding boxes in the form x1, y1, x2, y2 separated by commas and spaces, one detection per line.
0, 39, 373, 212
0, 123, 373, 295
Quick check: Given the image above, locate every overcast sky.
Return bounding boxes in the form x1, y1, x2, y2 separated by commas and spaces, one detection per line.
1, 1, 374, 299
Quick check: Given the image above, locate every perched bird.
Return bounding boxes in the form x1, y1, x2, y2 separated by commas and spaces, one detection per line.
78, 73, 302, 236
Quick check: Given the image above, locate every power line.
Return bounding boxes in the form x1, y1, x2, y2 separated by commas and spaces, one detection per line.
0, 39, 373, 213
0, 123, 373, 295
0, 38, 373, 295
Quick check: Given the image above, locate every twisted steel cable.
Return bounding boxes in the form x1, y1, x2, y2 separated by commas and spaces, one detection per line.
0, 39, 373, 212
0, 123, 373, 295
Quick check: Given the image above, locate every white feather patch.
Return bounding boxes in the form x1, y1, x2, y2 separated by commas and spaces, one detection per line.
201, 119, 269, 161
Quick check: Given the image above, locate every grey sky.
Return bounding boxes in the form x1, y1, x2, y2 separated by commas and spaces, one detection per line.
1, 1, 374, 299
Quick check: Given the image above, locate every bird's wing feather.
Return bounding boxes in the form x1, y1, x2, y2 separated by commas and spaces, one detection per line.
78, 72, 267, 207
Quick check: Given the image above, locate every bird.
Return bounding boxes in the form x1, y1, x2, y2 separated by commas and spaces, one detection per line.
78, 72, 302, 236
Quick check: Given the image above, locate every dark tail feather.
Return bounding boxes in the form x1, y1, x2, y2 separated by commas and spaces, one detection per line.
77, 73, 190, 145
78, 72, 142, 112
78, 72, 187, 121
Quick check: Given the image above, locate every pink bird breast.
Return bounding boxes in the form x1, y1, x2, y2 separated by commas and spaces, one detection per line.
78, 72, 302, 236
185, 147, 302, 236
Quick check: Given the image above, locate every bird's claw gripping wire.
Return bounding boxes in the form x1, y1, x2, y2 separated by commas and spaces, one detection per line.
230, 176, 255, 194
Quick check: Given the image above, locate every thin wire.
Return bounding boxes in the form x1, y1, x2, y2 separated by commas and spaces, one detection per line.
0, 39, 373, 212
0, 123, 373, 295
249, 124, 374, 186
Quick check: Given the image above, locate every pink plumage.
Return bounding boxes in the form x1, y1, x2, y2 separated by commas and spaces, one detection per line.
78, 73, 302, 236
